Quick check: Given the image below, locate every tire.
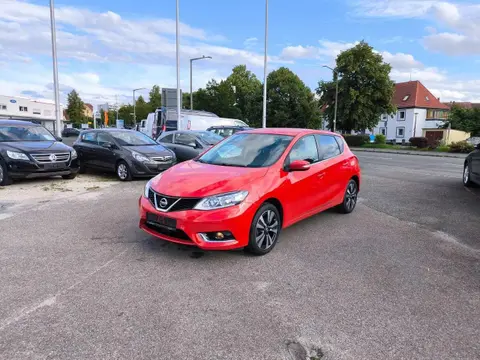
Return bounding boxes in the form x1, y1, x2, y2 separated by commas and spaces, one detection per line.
78, 160, 87, 174
62, 173, 77, 180
0, 161, 13, 186
116, 160, 132, 181
337, 179, 359, 214
463, 162, 475, 187
246, 203, 281, 256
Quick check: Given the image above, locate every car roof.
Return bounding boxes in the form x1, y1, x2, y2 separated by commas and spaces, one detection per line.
241, 128, 340, 137
82, 128, 134, 133
208, 125, 251, 129
0, 119, 39, 126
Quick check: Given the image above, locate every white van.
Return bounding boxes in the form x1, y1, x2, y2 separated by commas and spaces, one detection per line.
139, 109, 248, 138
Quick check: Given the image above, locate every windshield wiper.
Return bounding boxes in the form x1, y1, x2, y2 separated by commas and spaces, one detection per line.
214, 162, 248, 168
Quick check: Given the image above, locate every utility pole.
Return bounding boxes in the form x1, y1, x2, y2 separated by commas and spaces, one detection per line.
190, 56, 212, 110
262, 0, 269, 128
322, 65, 339, 133
49, 0, 62, 137
176, 0, 181, 129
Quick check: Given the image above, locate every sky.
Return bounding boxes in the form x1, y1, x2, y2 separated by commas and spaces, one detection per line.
1, 0, 480, 108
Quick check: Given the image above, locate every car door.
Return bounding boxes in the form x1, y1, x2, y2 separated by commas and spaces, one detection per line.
315, 134, 345, 205
95, 132, 117, 171
75, 132, 98, 167
173, 132, 201, 161
282, 135, 324, 222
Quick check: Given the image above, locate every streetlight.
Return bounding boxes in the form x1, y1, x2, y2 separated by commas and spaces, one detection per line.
133, 87, 146, 125
262, 0, 268, 128
49, 0, 62, 137
190, 56, 212, 110
323, 65, 339, 133
175, 0, 181, 129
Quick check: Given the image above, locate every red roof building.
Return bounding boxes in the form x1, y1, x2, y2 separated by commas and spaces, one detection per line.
393, 81, 449, 110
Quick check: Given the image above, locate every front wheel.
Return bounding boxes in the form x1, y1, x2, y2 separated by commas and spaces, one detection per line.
0, 161, 13, 186
116, 160, 132, 181
246, 203, 281, 256
463, 162, 475, 187
337, 179, 358, 214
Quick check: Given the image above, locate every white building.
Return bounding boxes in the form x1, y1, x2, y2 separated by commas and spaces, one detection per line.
372, 81, 450, 143
0, 95, 64, 132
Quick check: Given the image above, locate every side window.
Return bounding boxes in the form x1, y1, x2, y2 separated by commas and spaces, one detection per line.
334, 136, 345, 153
97, 133, 112, 146
317, 135, 341, 160
175, 133, 196, 147
160, 134, 173, 143
81, 132, 97, 144
288, 135, 319, 164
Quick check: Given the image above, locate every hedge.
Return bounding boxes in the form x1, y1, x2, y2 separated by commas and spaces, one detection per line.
409, 137, 428, 149
449, 141, 475, 153
344, 135, 370, 147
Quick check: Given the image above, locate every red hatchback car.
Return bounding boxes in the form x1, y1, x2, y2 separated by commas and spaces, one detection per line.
139, 128, 361, 255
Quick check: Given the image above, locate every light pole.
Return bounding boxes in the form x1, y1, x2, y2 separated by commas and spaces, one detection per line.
262, 0, 268, 128
323, 65, 339, 133
175, 0, 181, 129
49, 0, 62, 137
190, 56, 212, 110
133, 87, 146, 125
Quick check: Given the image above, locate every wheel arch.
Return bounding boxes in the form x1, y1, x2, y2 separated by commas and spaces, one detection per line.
262, 197, 284, 227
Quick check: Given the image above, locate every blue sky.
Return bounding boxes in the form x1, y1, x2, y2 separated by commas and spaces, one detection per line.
1, 0, 480, 107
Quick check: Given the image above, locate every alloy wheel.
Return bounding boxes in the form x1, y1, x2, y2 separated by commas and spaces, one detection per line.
0, 165, 4, 184
255, 210, 279, 250
117, 164, 128, 180
345, 181, 358, 212
464, 165, 470, 184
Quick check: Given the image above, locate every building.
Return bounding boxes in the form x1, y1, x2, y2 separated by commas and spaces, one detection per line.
372, 81, 450, 143
0, 94, 64, 132
83, 103, 93, 119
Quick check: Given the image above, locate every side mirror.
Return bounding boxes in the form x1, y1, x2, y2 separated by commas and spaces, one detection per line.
56, 136, 63, 142
288, 160, 311, 172
102, 141, 114, 149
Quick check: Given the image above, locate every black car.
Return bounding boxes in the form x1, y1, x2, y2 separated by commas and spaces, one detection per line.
0, 120, 79, 186
62, 127, 80, 137
463, 143, 480, 187
206, 125, 254, 138
156, 130, 223, 162
73, 129, 176, 181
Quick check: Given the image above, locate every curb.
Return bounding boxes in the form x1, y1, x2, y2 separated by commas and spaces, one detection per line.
351, 148, 466, 159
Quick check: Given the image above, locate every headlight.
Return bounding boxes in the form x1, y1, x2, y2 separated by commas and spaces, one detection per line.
6, 150, 29, 161
144, 179, 153, 198
131, 150, 150, 162
194, 191, 249, 210
71, 149, 77, 159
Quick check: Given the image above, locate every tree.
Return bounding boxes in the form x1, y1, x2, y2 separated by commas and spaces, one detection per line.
118, 104, 134, 125
66, 89, 85, 124
192, 79, 241, 118
134, 95, 150, 121
148, 85, 162, 110
444, 105, 480, 136
266, 67, 320, 129
317, 41, 396, 132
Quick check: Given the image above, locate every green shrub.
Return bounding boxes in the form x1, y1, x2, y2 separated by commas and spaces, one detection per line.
409, 137, 428, 148
344, 135, 370, 147
374, 134, 386, 145
448, 141, 475, 153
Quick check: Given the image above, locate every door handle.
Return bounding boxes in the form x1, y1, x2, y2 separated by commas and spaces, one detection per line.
317, 172, 325, 179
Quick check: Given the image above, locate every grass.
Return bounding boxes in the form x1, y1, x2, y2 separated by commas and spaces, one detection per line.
360, 143, 453, 152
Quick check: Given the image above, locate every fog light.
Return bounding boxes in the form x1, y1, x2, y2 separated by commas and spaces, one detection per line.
199, 231, 235, 242
215, 232, 224, 240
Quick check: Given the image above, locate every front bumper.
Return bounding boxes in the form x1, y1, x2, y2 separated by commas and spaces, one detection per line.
138, 195, 257, 250
130, 160, 176, 177
6, 159, 79, 179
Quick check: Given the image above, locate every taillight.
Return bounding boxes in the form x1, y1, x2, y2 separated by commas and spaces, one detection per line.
162, 125, 166, 132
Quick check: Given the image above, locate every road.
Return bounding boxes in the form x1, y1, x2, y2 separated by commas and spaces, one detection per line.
0, 153, 479, 359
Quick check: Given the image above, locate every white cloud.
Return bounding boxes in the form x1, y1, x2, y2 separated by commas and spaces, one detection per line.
243, 37, 258, 49
281, 45, 318, 59
281, 41, 358, 60
380, 51, 423, 70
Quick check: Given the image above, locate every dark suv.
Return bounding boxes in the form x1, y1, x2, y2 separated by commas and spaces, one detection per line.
0, 120, 79, 186
206, 125, 254, 138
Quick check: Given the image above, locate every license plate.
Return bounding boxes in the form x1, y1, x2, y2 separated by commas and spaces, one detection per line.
44, 162, 66, 170
146, 213, 177, 229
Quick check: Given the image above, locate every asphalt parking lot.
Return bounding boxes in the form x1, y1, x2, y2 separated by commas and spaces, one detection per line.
0, 152, 479, 359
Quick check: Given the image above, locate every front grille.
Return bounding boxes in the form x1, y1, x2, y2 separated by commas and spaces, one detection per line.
31, 153, 70, 163
148, 189, 200, 212
150, 155, 173, 162
145, 222, 192, 242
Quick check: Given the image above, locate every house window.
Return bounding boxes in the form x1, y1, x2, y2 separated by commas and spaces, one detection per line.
380, 128, 386, 136
402, 95, 410, 101
33, 108, 41, 115
398, 111, 405, 120
19, 106, 28, 112
396, 127, 405, 138
0, 104, 7, 110
425, 96, 429, 101
426, 109, 435, 119
382, 114, 387, 120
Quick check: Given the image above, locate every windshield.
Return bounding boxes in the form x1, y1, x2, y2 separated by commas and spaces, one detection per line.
0, 125, 56, 142
110, 131, 157, 146
195, 131, 223, 145
197, 133, 293, 168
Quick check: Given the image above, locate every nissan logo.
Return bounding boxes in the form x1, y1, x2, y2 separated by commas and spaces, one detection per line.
159, 198, 168, 208
49, 154, 57, 162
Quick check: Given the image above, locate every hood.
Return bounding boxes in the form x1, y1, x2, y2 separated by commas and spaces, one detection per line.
1, 141, 72, 153
151, 160, 269, 198
127, 144, 172, 156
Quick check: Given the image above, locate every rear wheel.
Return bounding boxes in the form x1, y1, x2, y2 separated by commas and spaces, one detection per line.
246, 203, 281, 256
337, 179, 358, 214
116, 160, 132, 181
78, 159, 87, 174
0, 161, 13, 186
463, 162, 475, 187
